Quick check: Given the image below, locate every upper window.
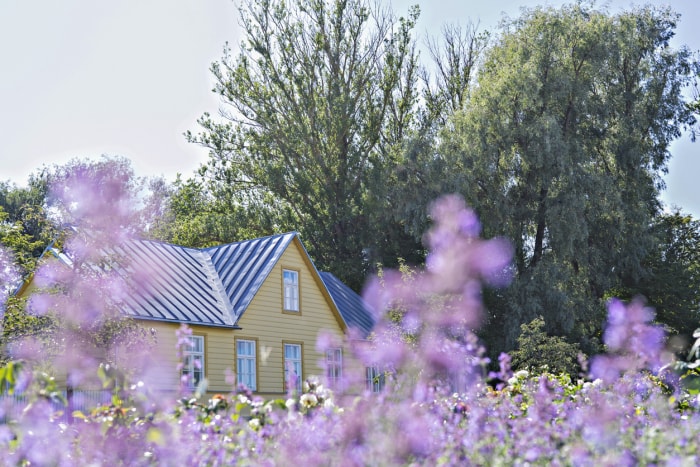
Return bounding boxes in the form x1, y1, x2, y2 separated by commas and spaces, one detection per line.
284, 343, 303, 392
182, 335, 204, 388
237, 339, 257, 391
326, 348, 343, 387
283, 269, 299, 312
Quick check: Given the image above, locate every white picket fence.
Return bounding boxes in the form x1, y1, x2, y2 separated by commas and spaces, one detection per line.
0, 389, 112, 423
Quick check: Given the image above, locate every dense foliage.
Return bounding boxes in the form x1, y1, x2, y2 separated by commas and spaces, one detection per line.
2, 169, 700, 465
509, 316, 581, 375
176, 0, 700, 360
2, 2, 700, 462
622, 212, 700, 346
0, 175, 54, 276
185, 0, 425, 289
441, 3, 698, 358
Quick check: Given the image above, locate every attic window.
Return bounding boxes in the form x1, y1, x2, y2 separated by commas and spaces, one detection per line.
283, 269, 299, 312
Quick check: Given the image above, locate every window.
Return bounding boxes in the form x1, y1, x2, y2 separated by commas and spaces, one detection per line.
182, 335, 204, 388
283, 269, 299, 311
366, 367, 385, 393
326, 348, 342, 387
284, 343, 302, 392
237, 339, 257, 391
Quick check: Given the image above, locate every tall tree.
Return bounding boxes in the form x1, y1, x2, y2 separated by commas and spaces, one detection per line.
0, 173, 54, 275
378, 20, 490, 247
188, 0, 421, 289
149, 174, 277, 248
422, 22, 489, 126
438, 3, 698, 355
621, 211, 700, 345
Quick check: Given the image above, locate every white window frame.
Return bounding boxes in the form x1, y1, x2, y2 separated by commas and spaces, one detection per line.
283, 269, 299, 312
326, 348, 343, 387
366, 366, 385, 393
182, 335, 204, 388
237, 339, 257, 391
284, 343, 303, 392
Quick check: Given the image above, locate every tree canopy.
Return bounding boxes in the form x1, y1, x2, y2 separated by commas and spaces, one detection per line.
6, 1, 697, 365
0, 174, 54, 275
438, 3, 698, 354
621, 211, 700, 347
187, 0, 425, 289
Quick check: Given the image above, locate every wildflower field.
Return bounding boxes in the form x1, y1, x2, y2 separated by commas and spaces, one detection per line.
2, 173, 700, 466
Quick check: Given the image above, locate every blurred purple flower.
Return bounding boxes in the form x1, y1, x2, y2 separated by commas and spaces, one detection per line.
457, 208, 481, 237
592, 298, 670, 381
27, 293, 54, 316
315, 330, 341, 353
472, 238, 514, 287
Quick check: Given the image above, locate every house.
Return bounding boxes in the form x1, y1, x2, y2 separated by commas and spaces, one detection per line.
16, 232, 376, 398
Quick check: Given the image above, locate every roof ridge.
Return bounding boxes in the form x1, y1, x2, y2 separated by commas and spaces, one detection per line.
203, 232, 298, 324
197, 250, 237, 326
200, 231, 298, 252
135, 237, 202, 252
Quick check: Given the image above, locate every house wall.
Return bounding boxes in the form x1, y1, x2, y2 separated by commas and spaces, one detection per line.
145, 240, 346, 398
15, 238, 349, 398
143, 320, 237, 394
233, 239, 345, 397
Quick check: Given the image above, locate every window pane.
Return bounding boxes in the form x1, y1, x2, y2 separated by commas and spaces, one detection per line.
237, 340, 256, 391
182, 336, 205, 389
283, 269, 299, 311
326, 348, 342, 387
366, 366, 384, 392
284, 344, 302, 392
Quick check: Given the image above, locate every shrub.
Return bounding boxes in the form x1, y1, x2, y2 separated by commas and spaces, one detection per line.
510, 316, 582, 376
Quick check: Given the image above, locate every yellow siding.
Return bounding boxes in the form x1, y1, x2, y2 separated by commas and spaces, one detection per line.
147, 321, 236, 394
234, 239, 345, 396
146, 238, 346, 397
17, 237, 348, 398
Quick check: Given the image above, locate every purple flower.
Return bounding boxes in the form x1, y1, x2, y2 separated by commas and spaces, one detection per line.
592, 298, 670, 382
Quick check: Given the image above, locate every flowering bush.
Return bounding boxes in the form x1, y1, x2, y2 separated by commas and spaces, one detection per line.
2, 171, 700, 465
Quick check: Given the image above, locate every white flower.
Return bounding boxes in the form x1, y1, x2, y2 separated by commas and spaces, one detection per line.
300, 393, 318, 408
248, 418, 261, 430
315, 385, 331, 400
514, 370, 529, 379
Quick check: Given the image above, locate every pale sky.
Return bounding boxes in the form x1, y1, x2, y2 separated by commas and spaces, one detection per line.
0, 1, 698, 216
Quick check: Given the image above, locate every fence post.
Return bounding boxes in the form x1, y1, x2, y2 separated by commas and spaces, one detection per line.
66, 385, 74, 424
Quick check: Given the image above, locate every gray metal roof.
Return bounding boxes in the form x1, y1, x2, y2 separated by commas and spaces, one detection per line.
204, 233, 296, 320
117, 239, 237, 327
31, 231, 372, 334
117, 232, 297, 328
319, 271, 375, 337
